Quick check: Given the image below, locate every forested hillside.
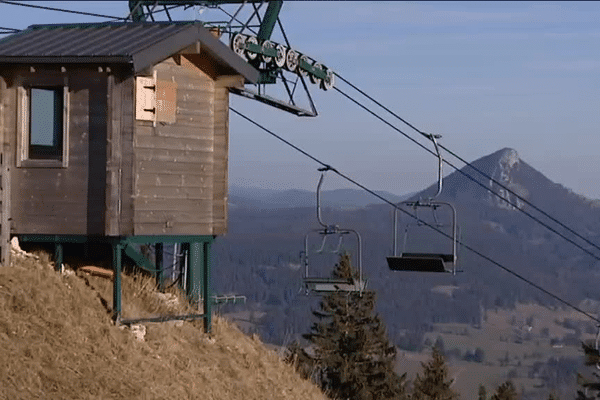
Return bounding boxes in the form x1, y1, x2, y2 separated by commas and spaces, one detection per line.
213, 148, 600, 348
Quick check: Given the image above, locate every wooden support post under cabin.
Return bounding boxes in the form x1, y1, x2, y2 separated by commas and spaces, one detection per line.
155, 242, 163, 291
112, 242, 123, 323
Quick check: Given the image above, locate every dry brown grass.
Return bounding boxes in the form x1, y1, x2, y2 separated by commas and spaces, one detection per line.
0, 254, 327, 400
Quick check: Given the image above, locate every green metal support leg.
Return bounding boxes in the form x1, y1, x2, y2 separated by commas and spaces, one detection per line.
155, 243, 163, 291
203, 240, 212, 333
112, 242, 123, 323
54, 243, 63, 272
187, 242, 201, 306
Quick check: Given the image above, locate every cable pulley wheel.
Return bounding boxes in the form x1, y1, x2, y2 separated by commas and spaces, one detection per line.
262, 40, 274, 64
321, 69, 335, 91
245, 36, 258, 60
310, 62, 323, 85
274, 43, 286, 68
286, 49, 299, 72
231, 33, 247, 60
298, 55, 309, 77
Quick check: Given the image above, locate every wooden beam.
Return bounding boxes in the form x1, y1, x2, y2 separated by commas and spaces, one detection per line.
215, 75, 244, 89
79, 265, 114, 279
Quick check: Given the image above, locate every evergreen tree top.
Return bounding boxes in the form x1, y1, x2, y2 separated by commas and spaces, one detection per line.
491, 381, 517, 400
412, 347, 459, 400
291, 253, 408, 400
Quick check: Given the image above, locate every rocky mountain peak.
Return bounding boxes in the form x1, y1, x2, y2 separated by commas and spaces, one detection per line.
487, 148, 527, 210
497, 148, 520, 170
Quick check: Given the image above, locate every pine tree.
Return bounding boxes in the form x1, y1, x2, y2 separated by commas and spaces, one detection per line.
491, 381, 517, 400
411, 347, 459, 400
478, 385, 487, 400
289, 253, 407, 400
576, 342, 600, 399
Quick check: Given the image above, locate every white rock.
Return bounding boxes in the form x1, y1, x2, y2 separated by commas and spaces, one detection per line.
130, 324, 147, 342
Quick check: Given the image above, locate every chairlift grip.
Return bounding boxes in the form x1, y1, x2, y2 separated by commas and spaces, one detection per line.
393, 207, 398, 257
316, 172, 331, 229
429, 134, 443, 201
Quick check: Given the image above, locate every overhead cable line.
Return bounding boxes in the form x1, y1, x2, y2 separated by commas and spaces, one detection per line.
125, 3, 183, 22
333, 86, 600, 263
0, 26, 20, 33
334, 71, 600, 258
230, 107, 600, 325
0, 0, 126, 21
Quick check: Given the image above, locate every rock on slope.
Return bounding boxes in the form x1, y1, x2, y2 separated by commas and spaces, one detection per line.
0, 253, 326, 400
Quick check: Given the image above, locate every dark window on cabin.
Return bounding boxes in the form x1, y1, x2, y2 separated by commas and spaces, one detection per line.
28, 87, 63, 159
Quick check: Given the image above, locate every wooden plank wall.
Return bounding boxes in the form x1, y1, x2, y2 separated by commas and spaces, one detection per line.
4, 67, 108, 235
0, 75, 14, 217
106, 71, 135, 236
132, 56, 217, 235
86, 73, 108, 235
212, 86, 229, 235
0, 75, 13, 265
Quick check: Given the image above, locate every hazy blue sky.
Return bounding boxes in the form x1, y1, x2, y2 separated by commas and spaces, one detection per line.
2, 1, 599, 199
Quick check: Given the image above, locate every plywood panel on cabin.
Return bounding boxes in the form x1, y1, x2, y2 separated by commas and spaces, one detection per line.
135, 76, 155, 122
156, 79, 177, 124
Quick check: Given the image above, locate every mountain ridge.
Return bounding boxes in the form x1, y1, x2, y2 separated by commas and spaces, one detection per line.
215, 146, 600, 346
229, 185, 412, 210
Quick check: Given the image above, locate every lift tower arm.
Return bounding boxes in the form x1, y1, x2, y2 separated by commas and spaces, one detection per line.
256, 0, 282, 41
127, 1, 332, 117
129, 0, 282, 40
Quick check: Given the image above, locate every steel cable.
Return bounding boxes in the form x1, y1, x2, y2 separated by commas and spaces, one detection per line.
230, 106, 600, 324
334, 71, 600, 257
333, 86, 600, 263
0, 0, 126, 20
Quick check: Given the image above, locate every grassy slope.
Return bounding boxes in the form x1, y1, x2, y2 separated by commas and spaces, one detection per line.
395, 303, 592, 399
0, 253, 327, 400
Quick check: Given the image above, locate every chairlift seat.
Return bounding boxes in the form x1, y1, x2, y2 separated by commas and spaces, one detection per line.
387, 253, 454, 273
304, 277, 366, 293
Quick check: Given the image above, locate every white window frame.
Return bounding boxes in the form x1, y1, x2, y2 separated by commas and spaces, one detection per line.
17, 82, 69, 168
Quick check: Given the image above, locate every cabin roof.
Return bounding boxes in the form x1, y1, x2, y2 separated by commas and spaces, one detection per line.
0, 21, 258, 82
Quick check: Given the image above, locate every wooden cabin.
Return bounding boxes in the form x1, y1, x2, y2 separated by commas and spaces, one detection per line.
0, 21, 258, 326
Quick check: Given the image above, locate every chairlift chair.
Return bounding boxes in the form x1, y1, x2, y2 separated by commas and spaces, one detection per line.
301, 169, 366, 294
387, 200, 457, 273
387, 134, 459, 274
